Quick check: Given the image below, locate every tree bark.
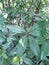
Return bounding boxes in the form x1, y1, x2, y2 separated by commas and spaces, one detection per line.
8, 0, 10, 7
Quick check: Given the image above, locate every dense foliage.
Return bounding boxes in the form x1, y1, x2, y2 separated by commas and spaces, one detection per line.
0, 0, 49, 65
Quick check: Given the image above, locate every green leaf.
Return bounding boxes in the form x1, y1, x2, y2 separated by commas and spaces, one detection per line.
16, 36, 28, 56
23, 58, 34, 65
2, 52, 8, 59
38, 36, 45, 45
29, 36, 40, 57
26, 15, 31, 23
0, 14, 7, 24
0, 36, 5, 43
7, 25, 25, 35
41, 43, 49, 60
38, 20, 46, 38
40, 62, 44, 65
30, 23, 40, 36
3, 59, 9, 65
3, 42, 11, 50
16, 43, 25, 56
